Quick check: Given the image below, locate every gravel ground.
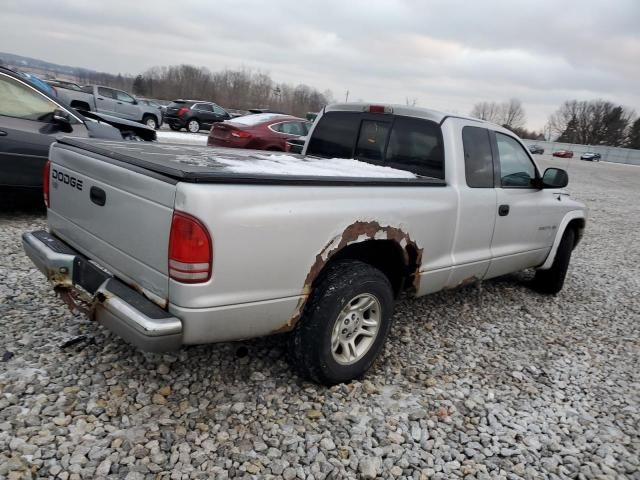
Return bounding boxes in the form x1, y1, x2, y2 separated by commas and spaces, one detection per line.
0, 159, 638, 479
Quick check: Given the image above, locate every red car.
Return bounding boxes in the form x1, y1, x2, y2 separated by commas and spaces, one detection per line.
552, 150, 574, 158
208, 113, 311, 151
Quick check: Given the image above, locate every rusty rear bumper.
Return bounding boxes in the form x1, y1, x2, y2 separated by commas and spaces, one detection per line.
22, 230, 182, 352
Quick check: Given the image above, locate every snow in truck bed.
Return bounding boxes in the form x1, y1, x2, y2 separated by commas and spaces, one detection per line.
56, 138, 437, 183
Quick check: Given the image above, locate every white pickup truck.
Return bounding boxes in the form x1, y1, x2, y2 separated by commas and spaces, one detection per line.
22, 103, 586, 385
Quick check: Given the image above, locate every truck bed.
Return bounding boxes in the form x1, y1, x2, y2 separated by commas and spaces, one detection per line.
57, 137, 446, 186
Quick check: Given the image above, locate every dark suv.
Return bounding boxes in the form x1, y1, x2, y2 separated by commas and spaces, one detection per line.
165, 100, 231, 133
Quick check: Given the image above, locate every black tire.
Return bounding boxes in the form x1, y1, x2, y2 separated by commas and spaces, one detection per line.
142, 114, 158, 130
169, 124, 181, 131
532, 228, 575, 295
289, 260, 395, 385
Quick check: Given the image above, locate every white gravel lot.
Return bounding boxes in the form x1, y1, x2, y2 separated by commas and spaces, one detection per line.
0, 157, 638, 479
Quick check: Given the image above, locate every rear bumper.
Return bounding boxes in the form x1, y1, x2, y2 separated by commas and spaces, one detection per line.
22, 230, 182, 352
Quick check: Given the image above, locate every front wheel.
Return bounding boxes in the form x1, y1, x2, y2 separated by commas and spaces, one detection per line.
187, 119, 201, 133
532, 228, 575, 295
289, 260, 395, 385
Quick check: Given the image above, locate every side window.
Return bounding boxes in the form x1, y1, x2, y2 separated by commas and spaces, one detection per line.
462, 126, 494, 188
212, 105, 226, 115
279, 121, 307, 136
355, 120, 391, 163
495, 133, 537, 187
385, 117, 444, 179
302, 121, 311, 135
114, 90, 135, 103
97, 87, 116, 99
0, 74, 59, 122
306, 112, 361, 158
198, 104, 213, 112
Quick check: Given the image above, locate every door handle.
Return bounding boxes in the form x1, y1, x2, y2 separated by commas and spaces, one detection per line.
90, 186, 106, 206
498, 204, 510, 216
97, 97, 104, 100
0, 130, 7, 136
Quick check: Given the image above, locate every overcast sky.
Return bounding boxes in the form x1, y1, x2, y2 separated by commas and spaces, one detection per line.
2, 0, 638, 129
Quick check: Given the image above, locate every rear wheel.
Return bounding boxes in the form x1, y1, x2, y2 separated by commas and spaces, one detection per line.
289, 260, 395, 385
187, 119, 201, 133
532, 228, 575, 295
142, 115, 158, 130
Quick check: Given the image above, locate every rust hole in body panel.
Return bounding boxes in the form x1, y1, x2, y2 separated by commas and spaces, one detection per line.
273, 221, 423, 334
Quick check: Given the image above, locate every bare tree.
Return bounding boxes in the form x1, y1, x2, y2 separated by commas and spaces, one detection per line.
500, 98, 525, 129
470, 101, 502, 123
470, 99, 525, 129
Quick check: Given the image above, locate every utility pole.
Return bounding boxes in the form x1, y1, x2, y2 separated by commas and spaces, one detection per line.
345, 90, 349, 102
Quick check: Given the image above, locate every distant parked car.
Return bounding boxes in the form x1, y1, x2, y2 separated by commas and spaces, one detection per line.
208, 113, 311, 151
0, 66, 155, 191
553, 150, 574, 158
528, 144, 544, 154
580, 152, 601, 162
55, 84, 163, 129
165, 100, 231, 133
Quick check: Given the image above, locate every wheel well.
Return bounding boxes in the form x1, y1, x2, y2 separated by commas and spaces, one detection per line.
70, 101, 90, 111
322, 240, 418, 297
142, 113, 157, 122
567, 218, 585, 248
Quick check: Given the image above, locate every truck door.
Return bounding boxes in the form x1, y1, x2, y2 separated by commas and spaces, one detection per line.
446, 125, 497, 287
486, 131, 557, 278
96, 87, 117, 115
114, 89, 140, 121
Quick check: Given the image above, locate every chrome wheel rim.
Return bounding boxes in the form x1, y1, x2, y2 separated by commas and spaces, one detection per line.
331, 293, 381, 365
188, 120, 199, 132
146, 118, 156, 129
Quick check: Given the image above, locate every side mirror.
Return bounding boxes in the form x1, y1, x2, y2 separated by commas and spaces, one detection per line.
52, 109, 73, 132
541, 168, 568, 188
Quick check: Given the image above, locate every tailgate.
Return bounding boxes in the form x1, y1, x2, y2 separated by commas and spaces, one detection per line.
46, 142, 176, 302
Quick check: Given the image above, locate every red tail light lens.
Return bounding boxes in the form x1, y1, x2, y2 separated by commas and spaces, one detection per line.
168, 212, 212, 283
231, 130, 251, 139
177, 107, 189, 117
43, 160, 51, 208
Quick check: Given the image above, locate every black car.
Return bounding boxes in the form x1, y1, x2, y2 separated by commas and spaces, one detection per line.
528, 144, 544, 154
580, 152, 601, 162
164, 100, 231, 133
0, 66, 155, 190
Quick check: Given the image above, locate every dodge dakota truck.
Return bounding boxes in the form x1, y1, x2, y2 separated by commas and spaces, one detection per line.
22, 103, 586, 385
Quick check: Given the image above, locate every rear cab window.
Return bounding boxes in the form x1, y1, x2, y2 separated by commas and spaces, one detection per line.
307, 111, 445, 180
462, 126, 494, 188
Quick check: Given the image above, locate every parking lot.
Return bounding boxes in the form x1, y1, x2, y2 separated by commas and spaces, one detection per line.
0, 158, 638, 479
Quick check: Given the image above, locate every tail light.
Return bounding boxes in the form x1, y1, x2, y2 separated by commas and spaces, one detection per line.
43, 160, 51, 208
177, 107, 189, 117
231, 130, 251, 139
168, 212, 212, 283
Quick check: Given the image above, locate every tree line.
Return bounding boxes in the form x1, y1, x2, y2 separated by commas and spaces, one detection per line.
76, 64, 331, 118
470, 99, 639, 149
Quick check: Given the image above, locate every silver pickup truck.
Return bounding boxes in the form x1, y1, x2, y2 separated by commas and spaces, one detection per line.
56, 84, 163, 129
22, 103, 586, 385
